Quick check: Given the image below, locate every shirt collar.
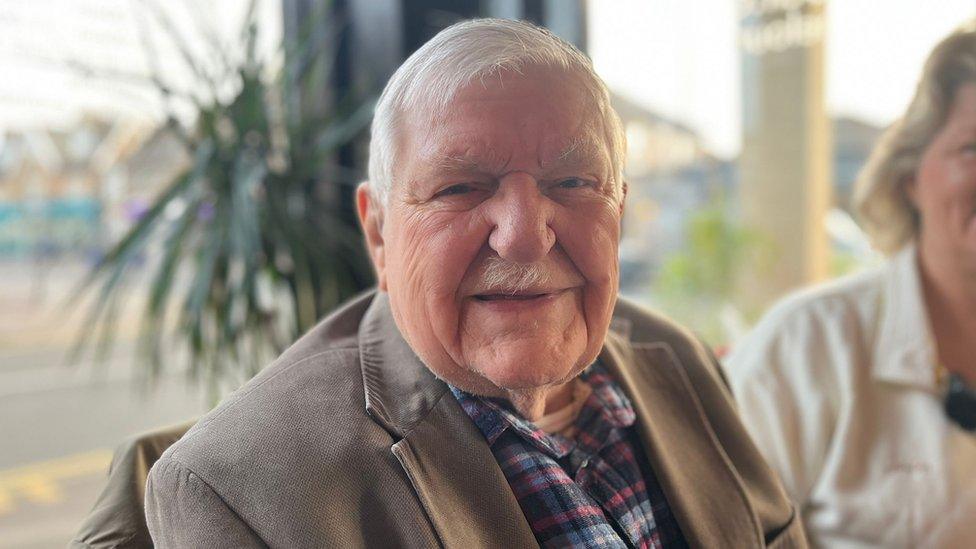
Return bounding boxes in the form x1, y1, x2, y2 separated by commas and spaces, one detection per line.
449, 362, 637, 459
584, 364, 637, 428
872, 243, 939, 389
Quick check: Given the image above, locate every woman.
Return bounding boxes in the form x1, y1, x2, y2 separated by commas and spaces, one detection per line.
726, 22, 976, 548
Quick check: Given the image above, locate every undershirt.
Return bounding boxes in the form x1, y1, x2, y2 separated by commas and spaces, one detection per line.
534, 378, 593, 438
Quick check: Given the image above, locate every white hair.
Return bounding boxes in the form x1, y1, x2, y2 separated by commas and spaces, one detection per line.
367, 18, 626, 205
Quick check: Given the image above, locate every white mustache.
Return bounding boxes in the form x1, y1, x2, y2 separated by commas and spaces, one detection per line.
477, 255, 554, 295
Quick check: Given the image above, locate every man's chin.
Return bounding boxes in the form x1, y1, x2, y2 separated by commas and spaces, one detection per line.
469, 354, 588, 394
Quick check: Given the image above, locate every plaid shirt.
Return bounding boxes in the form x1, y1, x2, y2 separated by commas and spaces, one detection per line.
450, 364, 686, 549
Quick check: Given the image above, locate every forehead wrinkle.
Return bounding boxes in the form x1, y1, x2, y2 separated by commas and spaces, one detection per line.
428, 145, 513, 175
539, 135, 607, 172
434, 154, 480, 173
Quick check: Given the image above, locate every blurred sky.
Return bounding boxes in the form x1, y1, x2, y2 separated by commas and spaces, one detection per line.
590, 0, 976, 158
0, 0, 974, 159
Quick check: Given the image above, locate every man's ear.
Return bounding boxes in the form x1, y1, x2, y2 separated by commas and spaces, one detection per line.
356, 182, 387, 291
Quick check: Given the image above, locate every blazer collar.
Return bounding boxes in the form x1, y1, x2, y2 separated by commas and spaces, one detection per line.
358, 292, 446, 438
872, 244, 939, 390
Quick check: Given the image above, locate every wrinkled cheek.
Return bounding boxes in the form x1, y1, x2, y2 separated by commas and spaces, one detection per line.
582, 281, 616, 352
388, 213, 489, 362
571, 223, 620, 349
456, 309, 491, 362
391, 243, 453, 345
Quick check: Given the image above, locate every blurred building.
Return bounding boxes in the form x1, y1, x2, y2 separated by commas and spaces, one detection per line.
613, 93, 737, 298
833, 115, 884, 209
0, 118, 185, 259
616, 89, 883, 312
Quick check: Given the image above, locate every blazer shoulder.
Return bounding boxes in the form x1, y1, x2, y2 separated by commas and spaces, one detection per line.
612, 296, 728, 392
156, 291, 391, 502
145, 455, 265, 547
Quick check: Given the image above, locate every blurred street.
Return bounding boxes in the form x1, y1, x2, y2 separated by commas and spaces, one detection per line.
0, 262, 209, 548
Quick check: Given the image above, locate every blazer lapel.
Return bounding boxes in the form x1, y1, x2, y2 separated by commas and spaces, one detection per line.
600, 332, 764, 548
392, 394, 538, 549
359, 294, 537, 549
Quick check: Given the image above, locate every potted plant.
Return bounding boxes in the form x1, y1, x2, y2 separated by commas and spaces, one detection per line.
72, 0, 375, 398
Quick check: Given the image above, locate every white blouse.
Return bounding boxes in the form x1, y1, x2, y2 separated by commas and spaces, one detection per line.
725, 245, 976, 548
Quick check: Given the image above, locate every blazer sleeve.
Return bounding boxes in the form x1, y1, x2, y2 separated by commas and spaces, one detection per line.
145, 457, 266, 548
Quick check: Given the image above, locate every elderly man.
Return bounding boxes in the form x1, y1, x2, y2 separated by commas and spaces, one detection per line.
145, 19, 804, 548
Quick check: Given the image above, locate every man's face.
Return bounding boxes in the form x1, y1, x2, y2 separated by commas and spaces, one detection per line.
359, 68, 624, 396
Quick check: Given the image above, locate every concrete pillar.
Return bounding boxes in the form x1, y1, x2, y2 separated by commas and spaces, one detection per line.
737, 0, 831, 313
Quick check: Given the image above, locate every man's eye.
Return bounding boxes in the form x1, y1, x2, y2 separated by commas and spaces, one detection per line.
556, 178, 589, 189
434, 184, 473, 197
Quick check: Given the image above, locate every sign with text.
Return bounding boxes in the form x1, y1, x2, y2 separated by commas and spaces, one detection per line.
739, 0, 826, 55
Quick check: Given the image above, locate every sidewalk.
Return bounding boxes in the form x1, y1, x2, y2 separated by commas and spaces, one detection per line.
0, 258, 209, 548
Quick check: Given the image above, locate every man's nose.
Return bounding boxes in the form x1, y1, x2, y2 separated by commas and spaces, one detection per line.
486, 173, 556, 264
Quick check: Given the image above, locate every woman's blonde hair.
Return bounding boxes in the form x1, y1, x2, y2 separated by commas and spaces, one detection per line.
854, 20, 976, 255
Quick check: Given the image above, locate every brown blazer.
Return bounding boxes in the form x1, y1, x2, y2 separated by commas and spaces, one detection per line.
145, 291, 806, 548
71, 421, 195, 549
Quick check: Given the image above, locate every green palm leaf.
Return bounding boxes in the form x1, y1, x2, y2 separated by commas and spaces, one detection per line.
71, 0, 375, 400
